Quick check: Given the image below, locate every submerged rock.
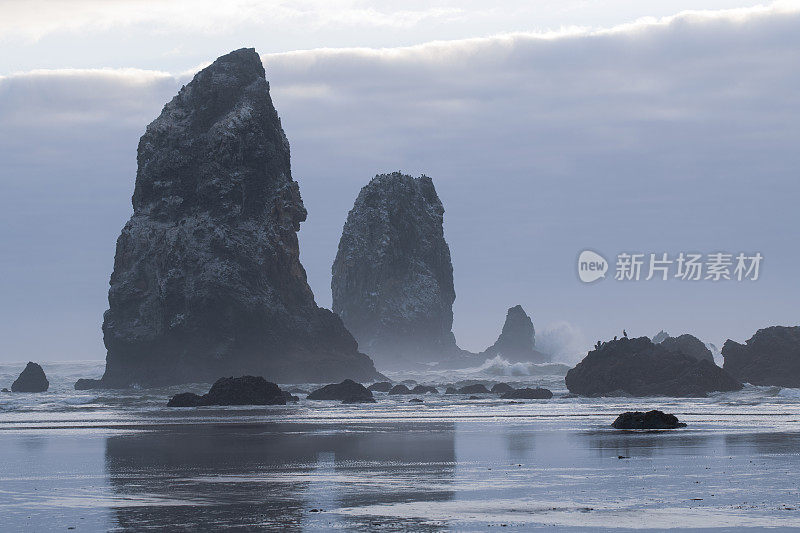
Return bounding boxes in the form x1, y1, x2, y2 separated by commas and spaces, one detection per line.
612, 410, 687, 429
89, 48, 379, 388
565, 337, 742, 397
481, 305, 549, 363
167, 376, 286, 407
409, 398, 424, 403
11, 362, 49, 392
307, 379, 375, 403
331, 172, 466, 370
388, 384, 412, 395
368, 381, 392, 392
490, 383, 514, 394
500, 387, 553, 399
723, 326, 800, 387
457, 384, 490, 394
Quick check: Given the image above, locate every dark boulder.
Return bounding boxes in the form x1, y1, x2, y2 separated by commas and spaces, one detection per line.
11, 362, 49, 392
74, 378, 102, 390
500, 387, 553, 399
565, 337, 742, 397
368, 382, 392, 392
411, 385, 438, 394
409, 398, 424, 403
167, 376, 287, 407
282, 391, 300, 403
458, 384, 490, 394
481, 305, 549, 363
88, 48, 380, 388
722, 326, 800, 387
307, 379, 375, 403
490, 383, 514, 394
389, 384, 413, 395
612, 410, 687, 429
167, 392, 204, 407
1, 388, 9, 392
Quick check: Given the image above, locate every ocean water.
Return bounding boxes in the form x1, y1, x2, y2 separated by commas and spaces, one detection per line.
2, 361, 800, 531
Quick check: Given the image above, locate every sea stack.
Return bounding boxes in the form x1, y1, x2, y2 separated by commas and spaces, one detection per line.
331, 172, 464, 370
11, 362, 49, 392
723, 326, 800, 387
91, 48, 380, 387
481, 305, 549, 363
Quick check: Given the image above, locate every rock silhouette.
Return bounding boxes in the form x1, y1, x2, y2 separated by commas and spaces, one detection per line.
481, 305, 549, 363
566, 337, 742, 397
87, 48, 379, 388
612, 410, 687, 429
11, 362, 49, 392
332, 172, 465, 370
307, 379, 376, 403
167, 376, 286, 407
723, 326, 800, 387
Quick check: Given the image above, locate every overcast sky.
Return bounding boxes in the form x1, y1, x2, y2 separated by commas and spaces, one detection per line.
1, 1, 798, 364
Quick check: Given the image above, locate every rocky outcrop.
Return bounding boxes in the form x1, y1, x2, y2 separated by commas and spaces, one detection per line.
388, 384, 412, 395
490, 383, 514, 394
85, 48, 380, 388
501, 387, 553, 399
723, 326, 800, 387
481, 305, 549, 363
612, 410, 686, 429
331, 172, 465, 370
368, 381, 392, 392
11, 362, 49, 392
307, 379, 375, 403
167, 376, 286, 407
660, 334, 715, 364
565, 337, 742, 397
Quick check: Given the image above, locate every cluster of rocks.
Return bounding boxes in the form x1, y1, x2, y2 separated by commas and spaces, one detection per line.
566, 335, 742, 397
722, 326, 800, 387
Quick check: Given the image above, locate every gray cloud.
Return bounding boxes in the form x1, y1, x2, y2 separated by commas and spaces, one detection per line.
1, 5, 798, 363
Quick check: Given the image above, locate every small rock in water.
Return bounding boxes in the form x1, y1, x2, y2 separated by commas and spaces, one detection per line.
167, 376, 287, 407
500, 387, 553, 400
458, 384, 490, 394
74, 378, 102, 390
11, 362, 49, 392
409, 398, 424, 403
490, 383, 515, 394
1, 388, 9, 392
307, 379, 375, 403
411, 385, 438, 394
388, 384, 413, 395
367, 381, 392, 392
612, 410, 687, 429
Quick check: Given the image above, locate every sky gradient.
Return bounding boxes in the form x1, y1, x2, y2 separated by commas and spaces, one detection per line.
1, 1, 798, 364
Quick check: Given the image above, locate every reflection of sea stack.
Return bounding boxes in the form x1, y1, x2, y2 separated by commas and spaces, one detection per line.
332, 172, 465, 370
85, 48, 380, 388
481, 305, 549, 363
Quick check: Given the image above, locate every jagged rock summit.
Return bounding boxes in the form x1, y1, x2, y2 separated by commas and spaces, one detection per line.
332, 172, 464, 370
481, 305, 549, 363
87, 48, 380, 388
723, 326, 800, 387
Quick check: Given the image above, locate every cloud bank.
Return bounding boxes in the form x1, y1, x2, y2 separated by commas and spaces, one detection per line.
1, 5, 799, 362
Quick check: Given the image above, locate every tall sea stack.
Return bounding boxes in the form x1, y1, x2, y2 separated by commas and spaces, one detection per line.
94, 48, 380, 387
481, 305, 549, 363
332, 172, 464, 370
